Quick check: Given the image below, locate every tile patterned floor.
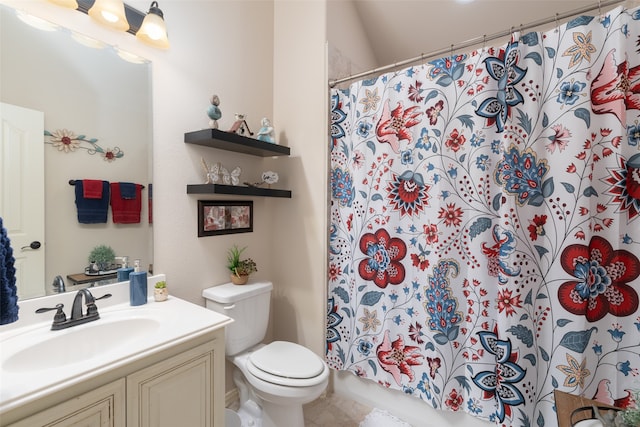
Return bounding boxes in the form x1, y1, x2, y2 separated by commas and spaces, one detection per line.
303, 394, 373, 427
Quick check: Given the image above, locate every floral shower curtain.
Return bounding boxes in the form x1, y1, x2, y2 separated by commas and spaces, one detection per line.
327, 5, 640, 426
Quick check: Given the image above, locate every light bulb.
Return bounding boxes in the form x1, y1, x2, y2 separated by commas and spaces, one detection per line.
88, 0, 129, 32
136, 2, 169, 49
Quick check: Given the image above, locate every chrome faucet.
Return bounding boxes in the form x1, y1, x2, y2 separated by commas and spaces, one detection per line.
52, 275, 66, 293
36, 288, 112, 330
71, 289, 96, 320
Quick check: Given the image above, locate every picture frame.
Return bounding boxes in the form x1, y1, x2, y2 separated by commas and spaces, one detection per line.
198, 200, 253, 237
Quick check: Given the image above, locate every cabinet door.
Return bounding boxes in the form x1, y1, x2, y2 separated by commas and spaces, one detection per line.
8, 379, 125, 427
127, 341, 218, 427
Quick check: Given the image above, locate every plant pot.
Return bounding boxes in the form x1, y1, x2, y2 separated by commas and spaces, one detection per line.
154, 287, 169, 302
230, 274, 249, 285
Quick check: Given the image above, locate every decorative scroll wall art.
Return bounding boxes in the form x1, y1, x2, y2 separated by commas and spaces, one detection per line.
45, 128, 124, 161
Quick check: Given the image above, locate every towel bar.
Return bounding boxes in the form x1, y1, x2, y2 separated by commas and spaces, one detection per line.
69, 180, 145, 189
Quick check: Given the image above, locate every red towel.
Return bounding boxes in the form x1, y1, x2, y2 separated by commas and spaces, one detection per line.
110, 183, 142, 224
83, 179, 104, 199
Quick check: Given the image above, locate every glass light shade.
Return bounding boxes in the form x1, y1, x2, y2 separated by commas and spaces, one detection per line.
47, 0, 79, 8
136, 2, 169, 49
88, 0, 129, 32
115, 48, 149, 64
71, 31, 107, 49
15, 11, 59, 31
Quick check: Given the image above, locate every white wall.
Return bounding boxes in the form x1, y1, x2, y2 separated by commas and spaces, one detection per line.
326, 0, 377, 81
144, 0, 275, 305
271, 0, 328, 357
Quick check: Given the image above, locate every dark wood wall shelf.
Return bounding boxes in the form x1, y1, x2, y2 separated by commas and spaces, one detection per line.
184, 128, 292, 198
184, 129, 290, 157
187, 184, 292, 198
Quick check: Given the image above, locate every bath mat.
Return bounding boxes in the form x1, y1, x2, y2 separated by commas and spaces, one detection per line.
359, 408, 412, 427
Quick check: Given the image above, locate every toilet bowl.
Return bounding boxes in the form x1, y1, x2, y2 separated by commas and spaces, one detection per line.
225, 408, 242, 427
232, 343, 329, 427
235, 342, 329, 401
203, 281, 329, 427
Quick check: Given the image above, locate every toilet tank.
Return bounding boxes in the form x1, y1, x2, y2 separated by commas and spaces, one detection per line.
202, 281, 273, 356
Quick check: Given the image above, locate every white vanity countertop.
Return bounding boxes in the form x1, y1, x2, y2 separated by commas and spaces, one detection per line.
0, 275, 233, 414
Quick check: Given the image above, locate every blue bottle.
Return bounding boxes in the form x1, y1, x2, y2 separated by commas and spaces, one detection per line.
117, 256, 134, 282
129, 260, 147, 306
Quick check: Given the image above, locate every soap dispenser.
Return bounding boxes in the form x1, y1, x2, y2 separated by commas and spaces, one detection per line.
117, 256, 134, 282
129, 259, 147, 306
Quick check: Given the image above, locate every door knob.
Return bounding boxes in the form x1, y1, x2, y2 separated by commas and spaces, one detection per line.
21, 241, 41, 250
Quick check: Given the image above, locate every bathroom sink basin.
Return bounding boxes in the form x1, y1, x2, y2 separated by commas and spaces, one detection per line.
0, 280, 233, 417
2, 317, 161, 373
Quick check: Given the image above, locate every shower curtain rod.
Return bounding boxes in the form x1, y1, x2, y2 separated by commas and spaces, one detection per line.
328, 0, 627, 88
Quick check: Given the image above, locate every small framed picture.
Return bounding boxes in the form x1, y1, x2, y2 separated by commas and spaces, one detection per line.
198, 200, 253, 237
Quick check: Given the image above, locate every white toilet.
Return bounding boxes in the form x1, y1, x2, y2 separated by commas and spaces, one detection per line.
203, 281, 329, 427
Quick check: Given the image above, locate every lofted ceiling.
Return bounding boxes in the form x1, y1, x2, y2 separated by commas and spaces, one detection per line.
352, 0, 606, 68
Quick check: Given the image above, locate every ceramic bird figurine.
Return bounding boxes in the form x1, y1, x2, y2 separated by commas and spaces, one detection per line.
228, 113, 253, 136
256, 117, 275, 143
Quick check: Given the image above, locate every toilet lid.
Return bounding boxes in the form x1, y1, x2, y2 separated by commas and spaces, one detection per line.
248, 341, 325, 379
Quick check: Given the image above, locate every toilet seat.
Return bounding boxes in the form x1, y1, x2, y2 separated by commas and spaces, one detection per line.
247, 341, 327, 387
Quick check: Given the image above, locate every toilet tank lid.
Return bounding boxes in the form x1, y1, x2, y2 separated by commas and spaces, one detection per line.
202, 281, 273, 304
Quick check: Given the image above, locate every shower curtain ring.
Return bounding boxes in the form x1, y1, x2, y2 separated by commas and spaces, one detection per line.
450, 44, 454, 58
598, 0, 603, 22
482, 35, 486, 52
555, 13, 559, 32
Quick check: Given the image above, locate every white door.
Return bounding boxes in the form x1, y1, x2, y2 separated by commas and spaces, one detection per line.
0, 102, 45, 299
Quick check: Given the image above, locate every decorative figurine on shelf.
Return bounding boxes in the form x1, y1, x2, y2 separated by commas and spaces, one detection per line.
228, 113, 253, 136
226, 166, 242, 186
201, 158, 218, 184
220, 166, 241, 185
244, 171, 279, 188
207, 94, 222, 129
256, 117, 275, 143
200, 158, 241, 185
261, 171, 279, 186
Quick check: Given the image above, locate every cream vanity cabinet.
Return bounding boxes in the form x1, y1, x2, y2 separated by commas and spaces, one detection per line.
5, 334, 224, 427
127, 341, 216, 426
7, 380, 126, 427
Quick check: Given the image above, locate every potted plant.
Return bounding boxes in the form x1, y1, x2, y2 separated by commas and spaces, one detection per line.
154, 280, 168, 302
87, 244, 116, 272
227, 245, 258, 285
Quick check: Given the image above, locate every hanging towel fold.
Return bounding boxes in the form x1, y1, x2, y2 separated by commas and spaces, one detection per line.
148, 183, 153, 224
119, 182, 137, 199
0, 217, 19, 325
82, 179, 104, 199
110, 182, 142, 224
75, 180, 110, 224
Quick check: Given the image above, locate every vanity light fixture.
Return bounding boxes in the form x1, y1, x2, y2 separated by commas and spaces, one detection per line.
135, 1, 169, 49
88, 0, 129, 32
46, 0, 79, 8
46, 0, 169, 49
